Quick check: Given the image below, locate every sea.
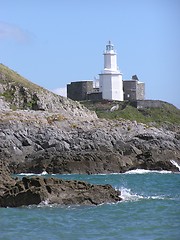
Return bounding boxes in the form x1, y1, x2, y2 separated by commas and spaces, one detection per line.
0, 166, 180, 240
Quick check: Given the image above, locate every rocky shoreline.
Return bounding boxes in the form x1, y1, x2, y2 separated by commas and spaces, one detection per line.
0, 65, 180, 175
1, 64, 180, 208
1, 109, 179, 208
0, 109, 180, 174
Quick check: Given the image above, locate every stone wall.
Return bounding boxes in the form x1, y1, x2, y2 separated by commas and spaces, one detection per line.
130, 100, 168, 109
87, 92, 102, 101
136, 82, 145, 100
123, 80, 137, 100
123, 80, 145, 101
67, 80, 145, 102
67, 81, 93, 101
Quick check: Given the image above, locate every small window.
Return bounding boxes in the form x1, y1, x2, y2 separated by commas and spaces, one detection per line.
127, 94, 130, 98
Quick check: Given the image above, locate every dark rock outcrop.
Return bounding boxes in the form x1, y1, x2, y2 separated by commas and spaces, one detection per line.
0, 161, 16, 196
0, 110, 179, 174
1, 177, 121, 207
0, 162, 121, 207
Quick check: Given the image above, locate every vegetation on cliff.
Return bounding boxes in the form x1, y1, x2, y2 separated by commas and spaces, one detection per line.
81, 100, 180, 126
0, 63, 43, 92
0, 63, 47, 110
0, 64, 97, 120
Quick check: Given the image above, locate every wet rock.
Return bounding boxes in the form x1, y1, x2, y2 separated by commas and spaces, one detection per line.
0, 161, 121, 208
0, 176, 121, 207
0, 161, 16, 197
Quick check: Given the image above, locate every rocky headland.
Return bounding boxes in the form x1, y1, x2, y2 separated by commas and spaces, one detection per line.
0, 63, 180, 175
0, 64, 180, 207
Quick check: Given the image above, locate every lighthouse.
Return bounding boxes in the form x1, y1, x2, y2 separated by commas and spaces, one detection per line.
99, 41, 124, 101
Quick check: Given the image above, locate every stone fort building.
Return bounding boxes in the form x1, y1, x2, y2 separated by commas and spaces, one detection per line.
67, 41, 145, 102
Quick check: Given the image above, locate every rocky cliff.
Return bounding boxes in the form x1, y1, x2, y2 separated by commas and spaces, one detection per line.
1, 110, 180, 174
0, 64, 97, 120
0, 64, 180, 174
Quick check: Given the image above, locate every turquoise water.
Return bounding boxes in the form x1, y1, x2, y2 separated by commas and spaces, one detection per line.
0, 171, 180, 240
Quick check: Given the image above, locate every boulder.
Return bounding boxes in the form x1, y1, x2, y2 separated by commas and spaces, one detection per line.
0, 161, 121, 207
0, 176, 121, 207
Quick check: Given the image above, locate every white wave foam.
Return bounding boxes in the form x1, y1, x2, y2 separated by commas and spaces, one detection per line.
119, 187, 166, 202
37, 199, 50, 207
41, 170, 48, 175
149, 196, 165, 200
120, 187, 143, 201
170, 160, 180, 171
18, 173, 35, 176
124, 169, 172, 174
18, 171, 48, 176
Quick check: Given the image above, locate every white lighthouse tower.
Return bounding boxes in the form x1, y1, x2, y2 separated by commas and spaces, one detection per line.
99, 41, 124, 101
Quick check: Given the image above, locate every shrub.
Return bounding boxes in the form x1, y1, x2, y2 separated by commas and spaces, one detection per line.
46, 114, 66, 124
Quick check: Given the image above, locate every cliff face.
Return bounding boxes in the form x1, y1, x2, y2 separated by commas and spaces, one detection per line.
0, 64, 180, 174
1, 110, 180, 174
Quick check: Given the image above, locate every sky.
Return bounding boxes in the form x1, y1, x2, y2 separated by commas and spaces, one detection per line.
0, 0, 180, 108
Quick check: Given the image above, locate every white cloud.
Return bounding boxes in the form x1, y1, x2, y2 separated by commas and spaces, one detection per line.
0, 21, 30, 43
52, 87, 67, 97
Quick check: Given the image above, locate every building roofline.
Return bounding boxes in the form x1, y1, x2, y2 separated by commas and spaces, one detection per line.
69, 80, 93, 84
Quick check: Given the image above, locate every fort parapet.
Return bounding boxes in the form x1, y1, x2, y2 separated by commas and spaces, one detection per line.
130, 100, 169, 109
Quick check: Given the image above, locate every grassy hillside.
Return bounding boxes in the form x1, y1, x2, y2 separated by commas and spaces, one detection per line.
81, 100, 180, 126
0, 63, 50, 110
0, 64, 97, 120
0, 63, 44, 92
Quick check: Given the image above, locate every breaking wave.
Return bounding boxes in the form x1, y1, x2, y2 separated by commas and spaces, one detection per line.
170, 160, 180, 171
124, 169, 172, 174
18, 171, 48, 176
119, 187, 167, 202
18, 173, 35, 176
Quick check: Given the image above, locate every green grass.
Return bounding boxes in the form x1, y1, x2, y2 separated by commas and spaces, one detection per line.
2, 89, 16, 101
0, 63, 50, 110
0, 63, 45, 92
81, 100, 180, 125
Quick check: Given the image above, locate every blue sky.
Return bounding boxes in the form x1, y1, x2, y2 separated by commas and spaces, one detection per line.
0, 0, 180, 108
